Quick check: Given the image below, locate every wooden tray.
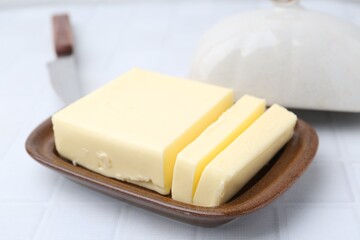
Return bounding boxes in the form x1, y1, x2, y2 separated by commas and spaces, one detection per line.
26, 118, 318, 227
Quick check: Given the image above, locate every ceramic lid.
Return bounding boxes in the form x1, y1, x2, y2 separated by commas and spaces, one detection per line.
190, 0, 360, 112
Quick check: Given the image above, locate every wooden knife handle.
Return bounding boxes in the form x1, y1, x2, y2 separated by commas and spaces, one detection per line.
52, 14, 73, 57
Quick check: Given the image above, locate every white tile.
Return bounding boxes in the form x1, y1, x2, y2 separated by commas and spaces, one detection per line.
54, 178, 118, 203
331, 113, 360, 158
0, 92, 62, 201
352, 164, 360, 195
286, 206, 360, 240
284, 162, 353, 203
124, 32, 169, 52
313, 127, 342, 161
198, 207, 279, 240
0, 98, 32, 159
0, 35, 27, 72
0, 205, 45, 240
0, 52, 50, 98
36, 203, 120, 240
115, 206, 196, 240
75, 6, 135, 87
293, 110, 341, 160
156, 47, 196, 77
171, 5, 216, 34
89, 4, 135, 24
0, 141, 60, 201
103, 48, 163, 83
126, 3, 175, 34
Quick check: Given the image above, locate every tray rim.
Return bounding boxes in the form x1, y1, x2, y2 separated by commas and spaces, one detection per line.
25, 117, 318, 227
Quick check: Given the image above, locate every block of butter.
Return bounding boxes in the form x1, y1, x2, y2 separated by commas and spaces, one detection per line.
171, 95, 266, 204
193, 104, 297, 207
52, 68, 234, 195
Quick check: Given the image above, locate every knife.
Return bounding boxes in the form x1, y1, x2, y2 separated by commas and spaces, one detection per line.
48, 14, 81, 104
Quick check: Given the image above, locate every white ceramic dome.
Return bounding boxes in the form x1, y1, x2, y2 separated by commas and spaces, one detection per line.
189, 0, 360, 112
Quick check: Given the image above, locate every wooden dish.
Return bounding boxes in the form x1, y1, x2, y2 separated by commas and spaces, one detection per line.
26, 118, 318, 227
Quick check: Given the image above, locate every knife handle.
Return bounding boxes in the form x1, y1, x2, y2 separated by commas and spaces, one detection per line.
52, 14, 73, 57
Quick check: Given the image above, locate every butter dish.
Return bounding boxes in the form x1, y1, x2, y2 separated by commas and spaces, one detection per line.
26, 118, 318, 227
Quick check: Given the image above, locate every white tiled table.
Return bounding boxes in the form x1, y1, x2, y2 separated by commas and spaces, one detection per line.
1, 1, 360, 239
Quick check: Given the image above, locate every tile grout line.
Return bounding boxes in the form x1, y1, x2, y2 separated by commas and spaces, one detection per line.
111, 205, 129, 240
194, 224, 201, 240
328, 112, 346, 159
344, 163, 360, 203
329, 112, 359, 203
101, 5, 138, 77
276, 198, 289, 240
31, 176, 63, 240
154, 1, 182, 72
0, 85, 49, 164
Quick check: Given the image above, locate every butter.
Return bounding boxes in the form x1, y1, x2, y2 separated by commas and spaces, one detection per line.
193, 104, 297, 207
52, 68, 234, 195
171, 95, 266, 203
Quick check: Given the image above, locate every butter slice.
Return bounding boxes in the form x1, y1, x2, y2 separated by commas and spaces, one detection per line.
193, 104, 297, 207
52, 68, 234, 195
171, 95, 266, 203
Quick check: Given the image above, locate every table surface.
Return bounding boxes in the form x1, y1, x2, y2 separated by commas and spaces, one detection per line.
1, 1, 360, 239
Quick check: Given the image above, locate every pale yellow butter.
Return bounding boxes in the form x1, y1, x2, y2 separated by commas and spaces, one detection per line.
52, 68, 234, 195
193, 104, 297, 207
171, 95, 266, 204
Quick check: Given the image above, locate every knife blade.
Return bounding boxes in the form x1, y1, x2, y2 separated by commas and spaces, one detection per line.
47, 14, 81, 104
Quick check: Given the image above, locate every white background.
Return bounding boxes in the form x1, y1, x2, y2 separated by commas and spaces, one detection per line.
1, 0, 360, 239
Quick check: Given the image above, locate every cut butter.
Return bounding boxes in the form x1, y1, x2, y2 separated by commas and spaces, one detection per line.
193, 104, 297, 207
52, 68, 234, 195
171, 95, 266, 203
